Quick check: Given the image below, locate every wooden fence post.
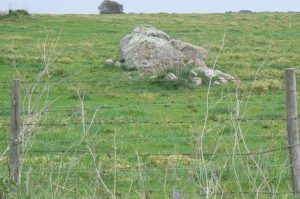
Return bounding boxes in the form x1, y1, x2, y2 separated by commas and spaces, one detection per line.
285, 68, 300, 195
10, 79, 21, 191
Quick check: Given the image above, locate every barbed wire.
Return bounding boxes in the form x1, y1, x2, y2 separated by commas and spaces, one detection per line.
8, 171, 291, 183
3, 162, 289, 175
122, 190, 295, 196
135, 144, 295, 156
0, 77, 287, 84
0, 89, 289, 96
17, 118, 285, 126
0, 133, 288, 144
0, 99, 286, 111
20, 142, 294, 156
0, 116, 287, 128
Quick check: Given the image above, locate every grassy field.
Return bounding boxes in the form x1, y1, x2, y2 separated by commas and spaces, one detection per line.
0, 13, 300, 198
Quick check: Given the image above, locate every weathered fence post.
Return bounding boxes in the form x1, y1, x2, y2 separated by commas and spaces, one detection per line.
285, 68, 300, 195
10, 79, 21, 191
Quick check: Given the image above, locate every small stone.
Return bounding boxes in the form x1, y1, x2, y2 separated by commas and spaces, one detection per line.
164, 73, 178, 81
190, 66, 237, 85
105, 59, 114, 65
187, 60, 195, 65
150, 75, 157, 79
173, 191, 180, 199
115, 61, 122, 67
191, 77, 202, 86
190, 69, 198, 77
195, 59, 206, 67
218, 77, 228, 84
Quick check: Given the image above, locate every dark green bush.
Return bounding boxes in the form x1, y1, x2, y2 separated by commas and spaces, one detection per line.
98, 0, 124, 14
9, 9, 30, 16
0, 9, 30, 19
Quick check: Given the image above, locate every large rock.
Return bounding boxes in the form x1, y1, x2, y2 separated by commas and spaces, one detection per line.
120, 25, 207, 74
120, 25, 238, 84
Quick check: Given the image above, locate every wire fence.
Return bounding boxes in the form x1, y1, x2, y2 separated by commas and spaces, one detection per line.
0, 78, 289, 84
0, 77, 297, 197
0, 90, 289, 96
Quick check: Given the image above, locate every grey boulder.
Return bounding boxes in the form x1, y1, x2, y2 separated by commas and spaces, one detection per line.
119, 25, 238, 85
120, 25, 207, 74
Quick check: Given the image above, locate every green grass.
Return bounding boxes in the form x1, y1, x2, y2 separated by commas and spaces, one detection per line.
0, 13, 299, 198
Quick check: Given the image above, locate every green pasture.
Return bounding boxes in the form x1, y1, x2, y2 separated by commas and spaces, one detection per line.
0, 13, 299, 198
